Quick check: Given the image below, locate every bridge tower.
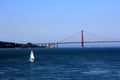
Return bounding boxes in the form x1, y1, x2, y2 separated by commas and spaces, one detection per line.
81, 30, 84, 48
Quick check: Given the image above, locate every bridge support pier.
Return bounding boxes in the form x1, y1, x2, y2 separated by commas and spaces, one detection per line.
47, 43, 58, 48
54, 43, 58, 48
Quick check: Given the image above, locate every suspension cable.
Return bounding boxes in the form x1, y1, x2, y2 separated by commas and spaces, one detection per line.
60, 31, 81, 42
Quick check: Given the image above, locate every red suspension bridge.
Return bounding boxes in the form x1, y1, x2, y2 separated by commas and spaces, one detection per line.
37, 30, 120, 48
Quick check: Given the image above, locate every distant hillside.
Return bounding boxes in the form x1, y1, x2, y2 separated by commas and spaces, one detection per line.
0, 41, 40, 48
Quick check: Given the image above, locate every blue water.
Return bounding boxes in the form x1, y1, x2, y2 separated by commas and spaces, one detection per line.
0, 48, 120, 80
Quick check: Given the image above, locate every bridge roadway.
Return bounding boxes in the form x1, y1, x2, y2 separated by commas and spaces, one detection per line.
37, 40, 120, 45
56, 40, 120, 44
36, 40, 120, 48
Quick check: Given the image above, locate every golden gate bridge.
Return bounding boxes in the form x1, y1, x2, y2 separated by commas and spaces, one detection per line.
36, 30, 120, 48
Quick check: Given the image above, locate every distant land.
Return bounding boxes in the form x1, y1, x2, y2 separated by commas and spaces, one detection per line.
0, 41, 45, 48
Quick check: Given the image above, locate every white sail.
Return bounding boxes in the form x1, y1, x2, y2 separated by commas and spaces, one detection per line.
29, 50, 35, 62
30, 50, 34, 59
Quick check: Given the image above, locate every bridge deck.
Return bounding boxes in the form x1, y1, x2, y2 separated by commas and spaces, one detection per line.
57, 41, 120, 44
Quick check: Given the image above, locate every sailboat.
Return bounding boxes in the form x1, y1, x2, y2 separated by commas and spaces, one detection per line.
29, 50, 35, 62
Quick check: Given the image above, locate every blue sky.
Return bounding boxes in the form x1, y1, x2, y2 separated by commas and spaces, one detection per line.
0, 0, 120, 43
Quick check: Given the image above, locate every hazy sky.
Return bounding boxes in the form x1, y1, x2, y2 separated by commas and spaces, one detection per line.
0, 0, 120, 43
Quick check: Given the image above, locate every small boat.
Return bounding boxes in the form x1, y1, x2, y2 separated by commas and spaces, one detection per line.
29, 50, 35, 62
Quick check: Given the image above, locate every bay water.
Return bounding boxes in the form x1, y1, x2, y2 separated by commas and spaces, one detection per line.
0, 48, 120, 80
